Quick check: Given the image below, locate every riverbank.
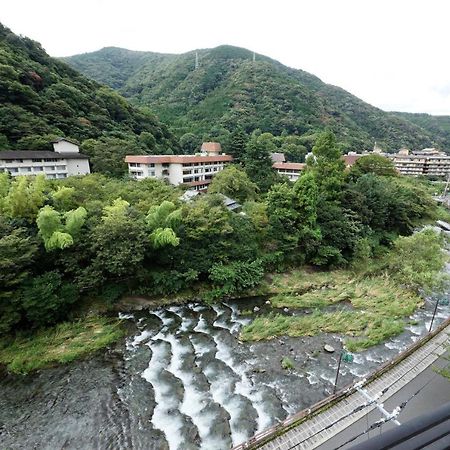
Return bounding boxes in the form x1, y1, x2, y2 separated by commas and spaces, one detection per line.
240, 268, 423, 352
0, 316, 124, 374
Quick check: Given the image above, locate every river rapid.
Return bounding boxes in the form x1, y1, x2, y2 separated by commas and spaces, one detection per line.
1, 290, 449, 449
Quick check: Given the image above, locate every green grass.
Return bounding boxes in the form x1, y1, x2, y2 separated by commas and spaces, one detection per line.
0, 316, 124, 375
281, 356, 295, 370
240, 268, 424, 352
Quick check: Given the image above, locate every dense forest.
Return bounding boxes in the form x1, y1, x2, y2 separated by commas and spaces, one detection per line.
0, 23, 178, 176
0, 130, 443, 340
64, 45, 446, 152
392, 112, 450, 149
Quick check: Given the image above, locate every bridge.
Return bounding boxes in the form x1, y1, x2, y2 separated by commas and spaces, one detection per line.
233, 317, 450, 450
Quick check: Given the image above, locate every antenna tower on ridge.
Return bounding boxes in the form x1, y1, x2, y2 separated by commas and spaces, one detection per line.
253, 52, 256, 62
195, 51, 199, 69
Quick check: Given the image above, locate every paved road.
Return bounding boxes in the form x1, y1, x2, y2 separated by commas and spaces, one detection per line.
317, 350, 450, 449
258, 324, 450, 450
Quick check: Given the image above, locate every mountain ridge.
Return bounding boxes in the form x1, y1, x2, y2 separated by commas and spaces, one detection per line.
64, 44, 450, 151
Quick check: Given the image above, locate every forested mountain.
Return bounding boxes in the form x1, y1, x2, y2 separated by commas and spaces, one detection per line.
65, 45, 445, 152
0, 24, 178, 175
392, 112, 450, 149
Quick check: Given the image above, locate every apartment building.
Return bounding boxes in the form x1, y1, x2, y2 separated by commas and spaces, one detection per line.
391, 148, 450, 177
0, 138, 90, 179
125, 142, 233, 190
272, 162, 306, 181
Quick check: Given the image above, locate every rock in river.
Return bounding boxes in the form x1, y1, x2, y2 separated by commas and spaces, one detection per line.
324, 344, 335, 353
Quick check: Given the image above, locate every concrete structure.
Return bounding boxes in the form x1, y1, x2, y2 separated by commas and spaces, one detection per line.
125, 143, 233, 191
273, 162, 306, 181
270, 152, 286, 163
390, 148, 450, 177
0, 138, 90, 179
234, 318, 450, 450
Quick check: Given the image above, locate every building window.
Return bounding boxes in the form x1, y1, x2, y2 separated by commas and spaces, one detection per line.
32, 159, 42, 162
8, 168, 18, 173
149, 171, 155, 176
20, 167, 32, 172
44, 158, 58, 162
33, 166, 44, 172
56, 165, 66, 170
129, 163, 141, 168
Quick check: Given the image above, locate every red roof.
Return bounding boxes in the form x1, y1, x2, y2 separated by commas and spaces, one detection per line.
273, 162, 306, 171
125, 154, 232, 164
201, 142, 222, 153
342, 155, 362, 166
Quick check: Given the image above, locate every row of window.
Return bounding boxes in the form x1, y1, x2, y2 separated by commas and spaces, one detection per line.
2, 165, 67, 173
3, 158, 60, 163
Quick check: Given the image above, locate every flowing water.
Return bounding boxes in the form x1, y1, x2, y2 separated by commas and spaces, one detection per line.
1, 293, 449, 450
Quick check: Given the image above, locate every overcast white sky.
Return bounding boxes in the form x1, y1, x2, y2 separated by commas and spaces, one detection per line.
2, 0, 450, 114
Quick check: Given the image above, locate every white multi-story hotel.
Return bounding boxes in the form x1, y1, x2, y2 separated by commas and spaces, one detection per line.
390, 148, 450, 177
0, 138, 90, 179
125, 142, 233, 190
272, 162, 306, 181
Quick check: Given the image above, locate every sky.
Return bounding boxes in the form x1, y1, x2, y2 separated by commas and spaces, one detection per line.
2, 0, 450, 115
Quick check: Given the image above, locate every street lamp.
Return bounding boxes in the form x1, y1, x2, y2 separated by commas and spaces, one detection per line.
429, 296, 449, 332
333, 349, 354, 394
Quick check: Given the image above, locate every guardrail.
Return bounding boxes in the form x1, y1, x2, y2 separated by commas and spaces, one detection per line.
232, 315, 450, 450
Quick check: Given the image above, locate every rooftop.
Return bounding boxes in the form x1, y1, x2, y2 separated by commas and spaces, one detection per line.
273, 162, 306, 170
0, 150, 89, 160
125, 154, 233, 164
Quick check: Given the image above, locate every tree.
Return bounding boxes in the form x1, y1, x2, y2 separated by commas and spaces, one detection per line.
243, 133, 279, 192
228, 128, 247, 163
386, 229, 448, 293
266, 172, 321, 261
348, 154, 398, 180
89, 198, 147, 279
179, 133, 201, 154
3, 175, 47, 221
308, 131, 345, 201
36, 205, 87, 251
0, 225, 38, 334
20, 271, 79, 327
146, 200, 181, 248
208, 165, 258, 203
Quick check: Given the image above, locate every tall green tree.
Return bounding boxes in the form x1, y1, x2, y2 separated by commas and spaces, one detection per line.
208, 165, 258, 203
308, 131, 345, 201
228, 128, 248, 163
243, 133, 279, 192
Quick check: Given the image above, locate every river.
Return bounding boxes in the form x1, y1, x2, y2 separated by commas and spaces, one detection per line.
1, 290, 449, 449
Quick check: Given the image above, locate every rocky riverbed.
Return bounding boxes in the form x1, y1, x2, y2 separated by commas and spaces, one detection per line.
1, 293, 449, 450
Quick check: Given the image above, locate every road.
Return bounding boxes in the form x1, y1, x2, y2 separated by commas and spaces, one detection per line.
257, 322, 450, 450
317, 350, 450, 449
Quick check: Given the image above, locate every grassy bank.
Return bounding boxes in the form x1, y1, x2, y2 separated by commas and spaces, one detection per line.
240, 269, 423, 352
0, 316, 124, 375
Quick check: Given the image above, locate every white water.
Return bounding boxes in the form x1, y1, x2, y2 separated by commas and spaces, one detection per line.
126, 295, 450, 449
142, 341, 186, 450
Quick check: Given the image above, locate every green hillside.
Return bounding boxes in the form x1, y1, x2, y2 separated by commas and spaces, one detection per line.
392, 112, 450, 149
0, 24, 178, 175
65, 45, 443, 152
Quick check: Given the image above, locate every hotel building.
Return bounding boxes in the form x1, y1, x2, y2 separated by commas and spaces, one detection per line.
125, 142, 233, 190
0, 138, 90, 179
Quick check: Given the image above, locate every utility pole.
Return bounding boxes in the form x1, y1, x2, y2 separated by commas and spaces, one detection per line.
429, 298, 440, 332
333, 350, 353, 394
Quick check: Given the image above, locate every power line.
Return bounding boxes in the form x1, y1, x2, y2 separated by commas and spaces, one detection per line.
281, 342, 449, 450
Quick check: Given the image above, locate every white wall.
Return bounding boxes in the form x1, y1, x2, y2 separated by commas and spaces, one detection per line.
53, 140, 79, 154
65, 158, 90, 176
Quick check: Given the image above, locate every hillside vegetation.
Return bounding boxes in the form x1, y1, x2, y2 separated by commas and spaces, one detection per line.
0, 23, 178, 175
392, 112, 450, 149
65, 45, 445, 152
